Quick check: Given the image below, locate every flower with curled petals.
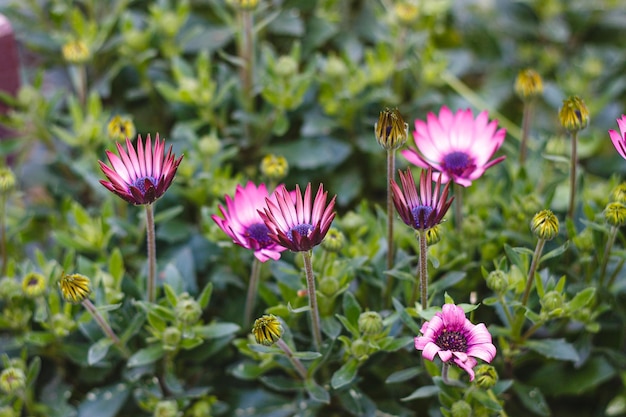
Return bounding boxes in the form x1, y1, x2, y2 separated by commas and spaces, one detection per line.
260, 183, 336, 252
609, 114, 626, 160
415, 304, 496, 381
402, 106, 506, 187
391, 168, 453, 231
212, 182, 287, 262
99, 134, 183, 205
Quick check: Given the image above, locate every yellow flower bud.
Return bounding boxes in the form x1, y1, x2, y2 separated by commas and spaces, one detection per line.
260, 154, 288, 181
375, 108, 408, 150
0, 367, 25, 394
21, 272, 46, 298
530, 210, 559, 240
58, 273, 91, 303
558, 96, 589, 132
107, 115, 136, 141
252, 314, 283, 346
62, 40, 91, 64
0, 167, 16, 193
514, 68, 544, 100
605, 202, 626, 227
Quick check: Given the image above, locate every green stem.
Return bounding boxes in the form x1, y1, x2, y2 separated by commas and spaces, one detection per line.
0, 193, 6, 275
453, 182, 463, 233
607, 258, 625, 289
82, 298, 130, 357
567, 131, 578, 221
411, 229, 429, 310
238, 8, 254, 143
384, 148, 396, 306
599, 225, 618, 287
276, 339, 308, 380
512, 238, 546, 339
302, 251, 323, 350
244, 258, 262, 329
519, 100, 533, 164
145, 204, 157, 303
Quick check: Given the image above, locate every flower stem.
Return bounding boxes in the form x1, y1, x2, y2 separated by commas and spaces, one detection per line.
384, 148, 396, 306
237, 8, 255, 142
519, 100, 533, 164
244, 258, 262, 329
82, 298, 130, 357
599, 225, 618, 287
276, 339, 308, 380
453, 182, 463, 233
302, 250, 323, 350
145, 204, 157, 303
512, 238, 545, 339
567, 131, 578, 221
0, 193, 7, 276
410, 229, 429, 310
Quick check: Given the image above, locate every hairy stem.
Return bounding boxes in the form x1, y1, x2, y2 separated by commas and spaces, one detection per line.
567, 131, 578, 220
82, 299, 129, 357
410, 229, 429, 310
384, 148, 396, 306
302, 251, 323, 350
145, 204, 157, 303
244, 258, 262, 329
276, 339, 308, 380
599, 225, 618, 287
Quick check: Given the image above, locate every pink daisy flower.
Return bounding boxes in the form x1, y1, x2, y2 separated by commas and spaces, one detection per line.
609, 114, 626, 159
415, 304, 496, 381
212, 182, 288, 262
391, 168, 453, 231
259, 183, 336, 252
99, 134, 183, 205
402, 106, 506, 187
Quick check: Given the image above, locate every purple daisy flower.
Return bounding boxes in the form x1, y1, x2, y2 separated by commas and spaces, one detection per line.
609, 114, 626, 160
99, 134, 183, 205
415, 304, 496, 381
212, 182, 288, 262
391, 168, 453, 231
402, 106, 506, 187
259, 183, 336, 252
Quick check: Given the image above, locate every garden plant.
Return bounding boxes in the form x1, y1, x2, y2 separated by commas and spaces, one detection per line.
0, 0, 625, 416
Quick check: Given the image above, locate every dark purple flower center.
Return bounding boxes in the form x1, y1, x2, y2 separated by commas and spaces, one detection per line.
411, 205, 433, 229
442, 151, 472, 177
246, 222, 274, 247
289, 223, 313, 241
132, 176, 157, 193
28, 278, 39, 287
436, 330, 468, 352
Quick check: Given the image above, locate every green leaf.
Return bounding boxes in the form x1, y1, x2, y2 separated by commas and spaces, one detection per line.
108, 248, 124, 282
77, 384, 130, 417
342, 292, 362, 325
331, 357, 359, 389
305, 379, 330, 404
540, 241, 569, 263
525, 338, 579, 362
194, 322, 240, 339
392, 298, 422, 335
25, 356, 41, 388
335, 314, 360, 338
127, 345, 165, 367
230, 361, 268, 380
379, 336, 413, 352
197, 281, 213, 309
292, 351, 323, 360
513, 382, 550, 417
153, 205, 184, 224
88, 338, 113, 365
429, 271, 467, 294
385, 366, 422, 384
163, 283, 178, 308
568, 287, 596, 310
401, 385, 439, 401
470, 390, 502, 411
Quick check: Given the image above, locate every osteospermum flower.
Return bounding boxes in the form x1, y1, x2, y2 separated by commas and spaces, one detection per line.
609, 115, 626, 160
260, 183, 336, 252
212, 182, 288, 262
99, 134, 183, 205
402, 106, 506, 187
391, 168, 453, 231
415, 304, 496, 381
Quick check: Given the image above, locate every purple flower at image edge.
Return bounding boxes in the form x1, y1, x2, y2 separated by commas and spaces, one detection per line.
402, 106, 506, 187
609, 114, 626, 159
415, 304, 496, 381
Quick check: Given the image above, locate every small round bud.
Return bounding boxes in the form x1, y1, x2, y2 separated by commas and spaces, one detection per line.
530, 210, 559, 240
486, 270, 508, 294
394, 2, 419, 25
162, 327, 182, 351
319, 276, 339, 297
58, 273, 91, 303
275, 56, 298, 77
153, 400, 179, 417
0, 167, 16, 193
473, 364, 498, 389
450, 400, 472, 417
0, 367, 25, 394
559, 95, 589, 132
175, 295, 202, 325
425, 224, 441, 246
252, 314, 283, 346
375, 108, 408, 150
322, 228, 345, 252
351, 338, 370, 360
50, 313, 76, 338
324, 56, 348, 78
358, 311, 383, 336
541, 290, 565, 315
340, 211, 366, 233
0, 277, 22, 301
21, 272, 46, 298
610, 182, 626, 204
515, 68, 544, 100
107, 115, 136, 141
605, 202, 626, 227
260, 154, 288, 181
198, 135, 222, 156
62, 40, 91, 64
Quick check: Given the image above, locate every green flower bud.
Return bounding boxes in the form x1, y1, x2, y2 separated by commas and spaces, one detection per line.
450, 400, 472, 417
319, 276, 339, 297
2, 305, 32, 330
324, 55, 348, 78
153, 400, 179, 417
175, 295, 202, 325
0, 277, 22, 301
275, 55, 298, 77
187, 399, 214, 417
541, 290, 565, 316
0, 367, 25, 394
351, 339, 370, 360
162, 327, 182, 351
340, 211, 366, 234
0, 167, 16, 193
358, 311, 383, 336
21, 272, 46, 298
198, 135, 222, 156
559, 95, 589, 132
530, 210, 559, 240
50, 313, 77, 338
572, 307, 592, 323
572, 227, 594, 252
486, 270, 508, 294
605, 202, 626, 227
252, 314, 283, 346
322, 228, 345, 252
474, 364, 498, 389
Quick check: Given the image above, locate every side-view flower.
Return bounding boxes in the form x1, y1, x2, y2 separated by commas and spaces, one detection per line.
609, 114, 626, 159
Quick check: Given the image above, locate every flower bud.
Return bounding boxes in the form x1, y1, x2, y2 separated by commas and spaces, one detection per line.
107, 115, 136, 141
260, 154, 288, 181
351, 338, 370, 360
58, 273, 91, 304
175, 295, 202, 326
515, 68, 544, 100
252, 314, 283, 346
572, 227, 594, 252
162, 327, 182, 351
50, 313, 76, 338
0, 367, 25, 394
62, 40, 91, 64
275, 56, 298, 77
473, 364, 498, 389
605, 202, 626, 227
558, 96, 589, 132
0, 277, 21, 301
319, 276, 339, 297
451, 400, 472, 417
227, 0, 259, 10
394, 2, 419, 25
486, 270, 508, 294
21, 272, 46, 298
610, 182, 626, 204
324, 56, 348, 78
2, 305, 32, 330
198, 134, 222, 156
541, 290, 565, 316
375, 108, 408, 150
0, 167, 16, 193
425, 225, 441, 246
461, 214, 484, 238
358, 311, 383, 336
530, 210, 559, 240
153, 400, 179, 417
322, 228, 345, 252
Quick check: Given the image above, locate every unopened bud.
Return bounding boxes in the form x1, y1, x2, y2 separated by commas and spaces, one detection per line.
486, 270, 508, 294
252, 314, 283, 346
530, 210, 559, 240
322, 228, 345, 252
358, 311, 383, 336
605, 202, 626, 227
0, 367, 25, 394
559, 95, 589, 132
175, 295, 202, 325
450, 400, 472, 417
375, 108, 408, 150
474, 364, 498, 389
260, 154, 288, 181
515, 68, 544, 100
